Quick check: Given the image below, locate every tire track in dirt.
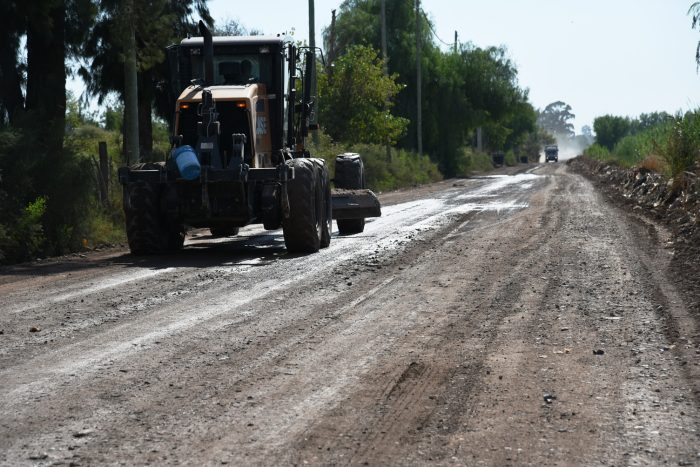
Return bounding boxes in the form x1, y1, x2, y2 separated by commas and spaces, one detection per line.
287, 165, 699, 466
440, 169, 610, 465
354, 181, 560, 465
286, 176, 558, 465
0, 174, 545, 465
4, 165, 696, 466
444, 166, 699, 466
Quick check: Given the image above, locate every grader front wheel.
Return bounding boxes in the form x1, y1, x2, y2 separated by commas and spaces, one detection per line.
282, 158, 324, 253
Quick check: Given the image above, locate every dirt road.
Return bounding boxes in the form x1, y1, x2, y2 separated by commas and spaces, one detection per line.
1, 164, 698, 465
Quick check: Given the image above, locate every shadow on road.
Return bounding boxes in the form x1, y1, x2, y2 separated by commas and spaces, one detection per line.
0, 232, 302, 281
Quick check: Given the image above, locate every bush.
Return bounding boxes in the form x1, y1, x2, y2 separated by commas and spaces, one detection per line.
0, 196, 47, 263
587, 110, 700, 181
658, 112, 700, 182
62, 112, 127, 251
453, 147, 493, 176
612, 134, 649, 167
584, 143, 612, 161
308, 131, 442, 191
360, 145, 442, 191
0, 109, 127, 264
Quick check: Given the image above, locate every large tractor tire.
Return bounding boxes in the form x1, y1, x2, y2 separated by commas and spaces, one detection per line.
337, 218, 365, 235
124, 164, 185, 254
282, 158, 323, 253
335, 153, 366, 235
335, 153, 364, 188
313, 160, 332, 248
124, 181, 164, 255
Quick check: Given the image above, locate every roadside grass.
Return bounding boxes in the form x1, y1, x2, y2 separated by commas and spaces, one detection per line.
584, 143, 613, 162
657, 113, 700, 184
64, 121, 128, 250
585, 111, 700, 184
612, 133, 654, 167
638, 154, 666, 173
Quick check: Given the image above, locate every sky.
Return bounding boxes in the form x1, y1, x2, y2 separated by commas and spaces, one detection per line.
205, 0, 700, 133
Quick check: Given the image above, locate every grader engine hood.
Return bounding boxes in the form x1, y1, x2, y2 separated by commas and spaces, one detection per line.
175, 84, 273, 168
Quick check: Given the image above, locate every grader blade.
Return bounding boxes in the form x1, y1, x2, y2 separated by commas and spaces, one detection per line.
331, 189, 382, 220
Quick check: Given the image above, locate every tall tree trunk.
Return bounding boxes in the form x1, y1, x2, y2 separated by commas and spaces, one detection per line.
0, 2, 24, 126
25, 0, 66, 157
24, 0, 70, 255
138, 70, 154, 161
0, 33, 24, 126
0, 51, 24, 126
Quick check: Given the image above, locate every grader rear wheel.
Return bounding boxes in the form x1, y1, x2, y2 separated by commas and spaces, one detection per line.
124, 181, 163, 255
282, 158, 323, 253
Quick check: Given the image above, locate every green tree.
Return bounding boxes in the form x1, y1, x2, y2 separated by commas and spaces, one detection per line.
325, 0, 535, 176
503, 99, 538, 152
593, 115, 631, 150
537, 101, 575, 138
79, 0, 213, 161
630, 111, 673, 134
325, 0, 439, 150
424, 44, 530, 174
318, 45, 408, 145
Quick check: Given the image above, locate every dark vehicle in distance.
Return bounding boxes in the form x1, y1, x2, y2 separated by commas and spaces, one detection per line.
544, 145, 559, 163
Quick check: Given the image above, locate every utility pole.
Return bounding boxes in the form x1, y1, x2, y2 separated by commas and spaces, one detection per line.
308, 0, 319, 144
454, 30, 458, 53
308, 0, 315, 52
123, 0, 139, 163
415, 0, 422, 156
328, 9, 337, 73
381, 0, 392, 161
381, 0, 388, 74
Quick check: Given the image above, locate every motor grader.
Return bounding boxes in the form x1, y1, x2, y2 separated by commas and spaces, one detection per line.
118, 22, 380, 254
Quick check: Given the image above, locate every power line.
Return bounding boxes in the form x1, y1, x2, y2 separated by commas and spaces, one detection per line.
424, 16, 454, 48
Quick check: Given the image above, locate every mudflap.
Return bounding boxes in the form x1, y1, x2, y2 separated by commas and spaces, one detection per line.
331, 188, 381, 220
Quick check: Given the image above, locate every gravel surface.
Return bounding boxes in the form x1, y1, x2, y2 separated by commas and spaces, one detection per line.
0, 163, 698, 465
569, 155, 700, 320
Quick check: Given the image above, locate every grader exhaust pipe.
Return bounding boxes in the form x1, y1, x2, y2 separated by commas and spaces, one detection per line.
198, 21, 214, 87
